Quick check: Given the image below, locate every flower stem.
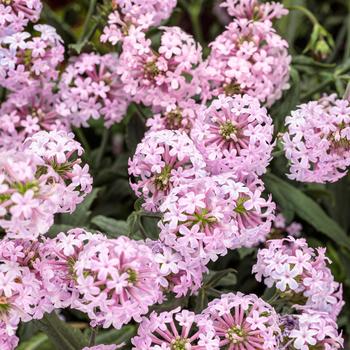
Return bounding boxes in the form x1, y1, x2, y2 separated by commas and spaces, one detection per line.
73, 127, 91, 153
95, 129, 109, 169
286, 5, 319, 26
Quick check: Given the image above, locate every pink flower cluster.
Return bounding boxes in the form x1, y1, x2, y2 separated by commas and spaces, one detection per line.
253, 237, 344, 317
0, 24, 64, 91
222, 0, 288, 21
0, 82, 67, 148
101, 0, 177, 45
128, 130, 207, 211
57, 53, 130, 127
191, 94, 274, 176
283, 94, 350, 183
148, 240, 207, 298
253, 237, 344, 350
132, 292, 281, 350
0, 130, 92, 238
73, 236, 162, 329
0, 228, 163, 348
159, 175, 275, 264
118, 26, 204, 107
285, 310, 343, 350
0, 0, 42, 38
146, 99, 202, 135
202, 18, 290, 106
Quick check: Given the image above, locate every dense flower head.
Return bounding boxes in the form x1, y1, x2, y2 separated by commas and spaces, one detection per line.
285, 310, 343, 350
118, 26, 204, 107
0, 0, 42, 38
37, 229, 107, 309
57, 53, 130, 127
253, 237, 344, 319
0, 82, 67, 149
0, 261, 44, 337
101, 0, 177, 45
146, 99, 203, 135
158, 174, 275, 264
191, 94, 274, 176
73, 236, 162, 329
283, 94, 350, 183
132, 307, 219, 350
128, 130, 207, 211
203, 19, 290, 106
203, 292, 281, 350
148, 240, 207, 298
0, 24, 64, 91
0, 322, 19, 350
24, 130, 93, 211
0, 130, 92, 238
221, 0, 288, 21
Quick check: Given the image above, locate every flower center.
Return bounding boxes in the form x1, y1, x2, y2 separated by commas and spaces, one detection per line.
191, 208, 217, 229
223, 82, 242, 96
252, 6, 262, 21
1, 0, 12, 5
171, 337, 188, 350
234, 196, 249, 214
51, 161, 74, 176
0, 296, 11, 318
23, 49, 33, 67
31, 108, 45, 120
226, 325, 246, 344
165, 109, 183, 130
127, 268, 138, 284
13, 180, 39, 194
144, 60, 160, 80
220, 121, 238, 140
327, 122, 350, 151
154, 164, 172, 190
67, 256, 77, 281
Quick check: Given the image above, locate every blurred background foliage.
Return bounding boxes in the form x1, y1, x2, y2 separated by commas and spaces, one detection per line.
14, 0, 350, 349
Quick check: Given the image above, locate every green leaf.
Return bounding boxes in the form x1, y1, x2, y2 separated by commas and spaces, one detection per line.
194, 288, 208, 313
264, 173, 350, 249
126, 112, 146, 155
61, 188, 100, 226
96, 326, 136, 346
91, 215, 128, 237
17, 333, 50, 350
204, 269, 237, 288
292, 55, 336, 68
47, 224, 77, 238
269, 67, 300, 132
34, 313, 88, 350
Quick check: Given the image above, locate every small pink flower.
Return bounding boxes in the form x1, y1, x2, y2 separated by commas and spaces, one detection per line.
283, 94, 350, 183
203, 292, 281, 350
128, 130, 207, 211
132, 307, 219, 349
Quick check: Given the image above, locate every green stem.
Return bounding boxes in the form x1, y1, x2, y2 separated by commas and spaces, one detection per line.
89, 328, 98, 347
134, 103, 147, 122
36, 312, 88, 350
95, 129, 109, 169
79, 0, 97, 43
73, 127, 91, 153
179, 0, 205, 45
138, 219, 148, 240
301, 61, 350, 100
72, 0, 98, 53
189, 10, 204, 46
286, 5, 319, 26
